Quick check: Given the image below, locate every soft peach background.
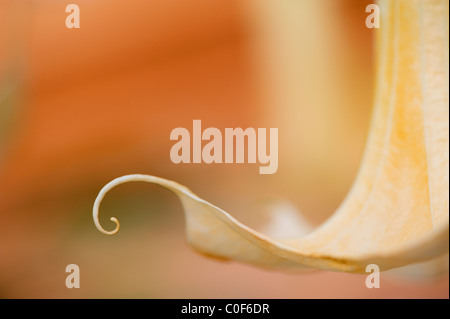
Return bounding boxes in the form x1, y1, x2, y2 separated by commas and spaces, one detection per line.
0, 0, 447, 298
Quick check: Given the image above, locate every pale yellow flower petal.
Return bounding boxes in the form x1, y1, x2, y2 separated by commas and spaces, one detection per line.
93, 0, 449, 273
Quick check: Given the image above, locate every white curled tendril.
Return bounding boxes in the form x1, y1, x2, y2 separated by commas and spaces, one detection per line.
92, 175, 131, 235
93, 174, 194, 235
93, 174, 158, 235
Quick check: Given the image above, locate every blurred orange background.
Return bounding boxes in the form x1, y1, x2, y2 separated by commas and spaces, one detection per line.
0, 0, 447, 298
